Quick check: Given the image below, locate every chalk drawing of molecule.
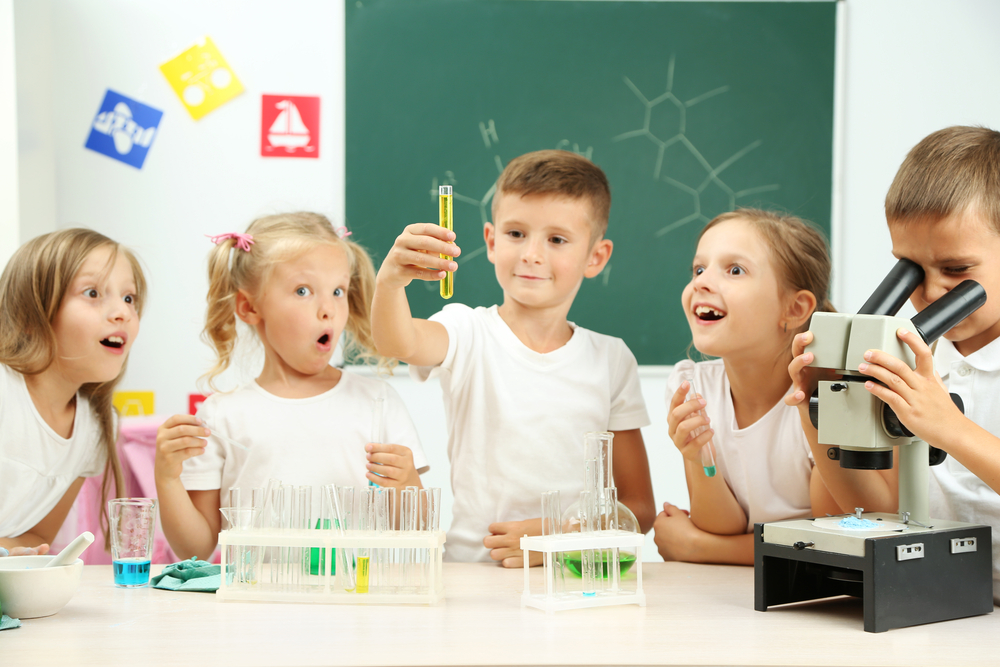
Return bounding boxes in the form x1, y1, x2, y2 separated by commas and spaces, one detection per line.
613, 55, 779, 237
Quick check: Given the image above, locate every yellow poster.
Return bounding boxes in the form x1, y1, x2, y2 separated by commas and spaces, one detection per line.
113, 391, 155, 417
160, 36, 243, 120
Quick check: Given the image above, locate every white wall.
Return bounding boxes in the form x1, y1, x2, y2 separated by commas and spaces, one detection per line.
12, 0, 1000, 562
0, 0, 19, 265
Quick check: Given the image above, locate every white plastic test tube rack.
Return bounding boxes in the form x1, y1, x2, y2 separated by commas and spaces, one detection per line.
520, 530, 646, 613
217, 528, 446, 605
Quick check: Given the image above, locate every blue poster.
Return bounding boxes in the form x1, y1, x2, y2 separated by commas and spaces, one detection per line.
84, 90, 163, 169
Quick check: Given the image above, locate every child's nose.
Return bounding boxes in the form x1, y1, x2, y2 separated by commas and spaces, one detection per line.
108, 298, 132, 321
522, 237, 544, 263
921, 279, 949, 305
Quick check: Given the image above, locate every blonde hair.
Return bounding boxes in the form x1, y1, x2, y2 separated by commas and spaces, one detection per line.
0, 228, 147, 550
699, 208, 834, 335
492, 149, 612, 241
202, 212, 387, 388
886, 125, 1000, 231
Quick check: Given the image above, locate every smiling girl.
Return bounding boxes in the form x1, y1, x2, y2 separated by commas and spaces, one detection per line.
155, 213, 428, 561
0, 229, 145, 556
653, 209, 840, 565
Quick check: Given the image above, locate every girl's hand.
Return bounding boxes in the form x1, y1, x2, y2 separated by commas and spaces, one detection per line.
366, 443, 422, 490
376, 223, 460, 290
652, 502, 697, 562
858, 329, 962, 448
786, 331, 817, 408
483, 518, 544, 568
0, 544, 50, 557
155, 414, 209, 482
666, 382, 713, 463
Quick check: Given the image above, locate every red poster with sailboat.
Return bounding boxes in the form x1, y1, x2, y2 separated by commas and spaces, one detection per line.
261, 94, 319, 158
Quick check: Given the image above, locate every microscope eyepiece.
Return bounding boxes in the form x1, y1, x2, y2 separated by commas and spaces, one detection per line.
911, 280, 987, 344
857, 258, 925, 316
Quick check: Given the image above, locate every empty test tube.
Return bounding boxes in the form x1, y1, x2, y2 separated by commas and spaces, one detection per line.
679, 370, 716, 477
369, 392, 386, 486
541, 490, 564, 595
325, 484, 355, 591
579, 489, 598, 596
605, 486, 620, 590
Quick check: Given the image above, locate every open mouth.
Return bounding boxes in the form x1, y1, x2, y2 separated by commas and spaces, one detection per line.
317, 333, 331, 346
694, 305, 726, 322
100, 336, 125, 349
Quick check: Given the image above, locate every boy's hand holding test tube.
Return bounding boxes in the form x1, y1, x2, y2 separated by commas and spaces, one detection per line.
667, 373, 716, 477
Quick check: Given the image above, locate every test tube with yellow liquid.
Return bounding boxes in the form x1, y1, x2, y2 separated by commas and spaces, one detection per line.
439, 185, 454, 299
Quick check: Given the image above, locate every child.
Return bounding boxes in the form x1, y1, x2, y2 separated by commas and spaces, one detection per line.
155, 212, 429, 561
0, 228, 145, 556
788, 125, 1000, 601
371, 149, 656, 565
654, 209, 841, 565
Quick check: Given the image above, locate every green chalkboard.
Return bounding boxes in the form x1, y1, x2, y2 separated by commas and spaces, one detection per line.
346, 0, 835, 365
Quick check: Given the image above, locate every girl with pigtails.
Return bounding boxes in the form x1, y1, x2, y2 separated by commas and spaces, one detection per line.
155, 212, 428, 561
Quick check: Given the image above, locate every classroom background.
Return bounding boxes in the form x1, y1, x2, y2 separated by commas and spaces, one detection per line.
1, 0, 999, 562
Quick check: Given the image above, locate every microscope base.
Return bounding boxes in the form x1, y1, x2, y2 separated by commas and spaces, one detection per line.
754, 520, 993, 633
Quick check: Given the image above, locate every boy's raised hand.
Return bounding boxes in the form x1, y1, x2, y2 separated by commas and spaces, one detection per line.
858, 328, 963, 448
667, 382, 713, 463
484, 519, 544, 568
155, 414, 209, 482
365, 443, 422, 491
377, 223, 460, 290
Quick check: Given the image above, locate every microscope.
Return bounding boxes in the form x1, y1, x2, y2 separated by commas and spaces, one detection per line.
754, 259, 994, 632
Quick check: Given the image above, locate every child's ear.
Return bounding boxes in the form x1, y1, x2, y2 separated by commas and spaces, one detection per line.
583, 238, 613, 279
784, 289, 818, 331
483, 222, 497, 265
235, 289, 261, 325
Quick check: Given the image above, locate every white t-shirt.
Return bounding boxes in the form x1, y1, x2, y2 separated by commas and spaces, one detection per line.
932, 337, 1000, 603
181, 371, 428, 497
666, 359, 814, 531
0, 364, 106, 538
410, 304, 650, 562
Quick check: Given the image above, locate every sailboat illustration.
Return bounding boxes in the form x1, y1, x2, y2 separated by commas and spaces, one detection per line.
267, 100, 312, 150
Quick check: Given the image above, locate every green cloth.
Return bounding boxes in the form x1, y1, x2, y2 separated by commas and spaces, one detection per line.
1, 614, 21, 630
151, 557, 221, 592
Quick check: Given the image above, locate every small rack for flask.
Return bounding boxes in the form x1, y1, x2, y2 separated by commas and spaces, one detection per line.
217, 528, 445, 605
520, 530, 645, 613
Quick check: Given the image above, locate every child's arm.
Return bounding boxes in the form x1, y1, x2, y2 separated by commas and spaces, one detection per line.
484, 519, 544, 568
667, 383, 747, 535
860, 329, 1000, 494
371, 223, 460, 366
611, 428, 656, 534
154, 414, 222, 561
653, 502, 754, 565
0, 477, 85, 554
786, 331, 898, 513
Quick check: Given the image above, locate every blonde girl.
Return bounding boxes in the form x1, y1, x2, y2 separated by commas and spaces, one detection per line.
653, 209, 840, 565
0, 229, 145, 556
155, 212, 428, 561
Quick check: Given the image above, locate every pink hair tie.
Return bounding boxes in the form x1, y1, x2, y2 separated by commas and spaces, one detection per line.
207, 232, 255, 252
335, 226, 352, 239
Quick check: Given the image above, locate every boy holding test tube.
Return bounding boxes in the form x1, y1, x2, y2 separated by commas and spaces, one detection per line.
372, 150, 656, 564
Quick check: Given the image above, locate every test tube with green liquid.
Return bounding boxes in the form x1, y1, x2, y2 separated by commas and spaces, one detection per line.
439, 185, 454, 299
680, 370, 716, 477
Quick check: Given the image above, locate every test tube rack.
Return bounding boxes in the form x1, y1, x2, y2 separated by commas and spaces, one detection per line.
520, 530, 646, 613
217, 528, 445, 605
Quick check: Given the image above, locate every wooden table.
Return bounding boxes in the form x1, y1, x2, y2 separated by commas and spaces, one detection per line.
3, 563, 997, 666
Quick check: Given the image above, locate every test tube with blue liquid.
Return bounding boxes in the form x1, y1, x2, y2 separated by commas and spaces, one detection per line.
679, 370, 716, 477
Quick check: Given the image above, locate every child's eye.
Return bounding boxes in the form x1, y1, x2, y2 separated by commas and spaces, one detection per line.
945, 266, 972, 275
507, 230, 524, 239
550, 236, 568, 245
333, 287, 345, 298
84, 288, 99, 298
728, 265, 745, 276
693, 266, 705, 276
296, 287, 312, 297
123, 294, 135, 305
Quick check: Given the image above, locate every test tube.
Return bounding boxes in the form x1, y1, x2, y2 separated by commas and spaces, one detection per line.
369, 393, 385, 487
279, 485, 295, 587
579, 489, 598, 597
356, 487, 375, 594
541, 490, 564, 595
439, 185, 454, 299
399, 487, 418, 591
335, 486, 356, 591
679, 370, 716, 477
605, 486, 620, 591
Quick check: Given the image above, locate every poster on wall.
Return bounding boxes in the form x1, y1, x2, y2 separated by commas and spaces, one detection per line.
160, 36, 244, 120
261, 95, 320, 158
84, 90, 163, 169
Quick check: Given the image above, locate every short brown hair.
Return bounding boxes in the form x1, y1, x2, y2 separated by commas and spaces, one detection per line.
885, 126, 1000, 232
700, 209, 833, 333
492, 149, 611, 241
